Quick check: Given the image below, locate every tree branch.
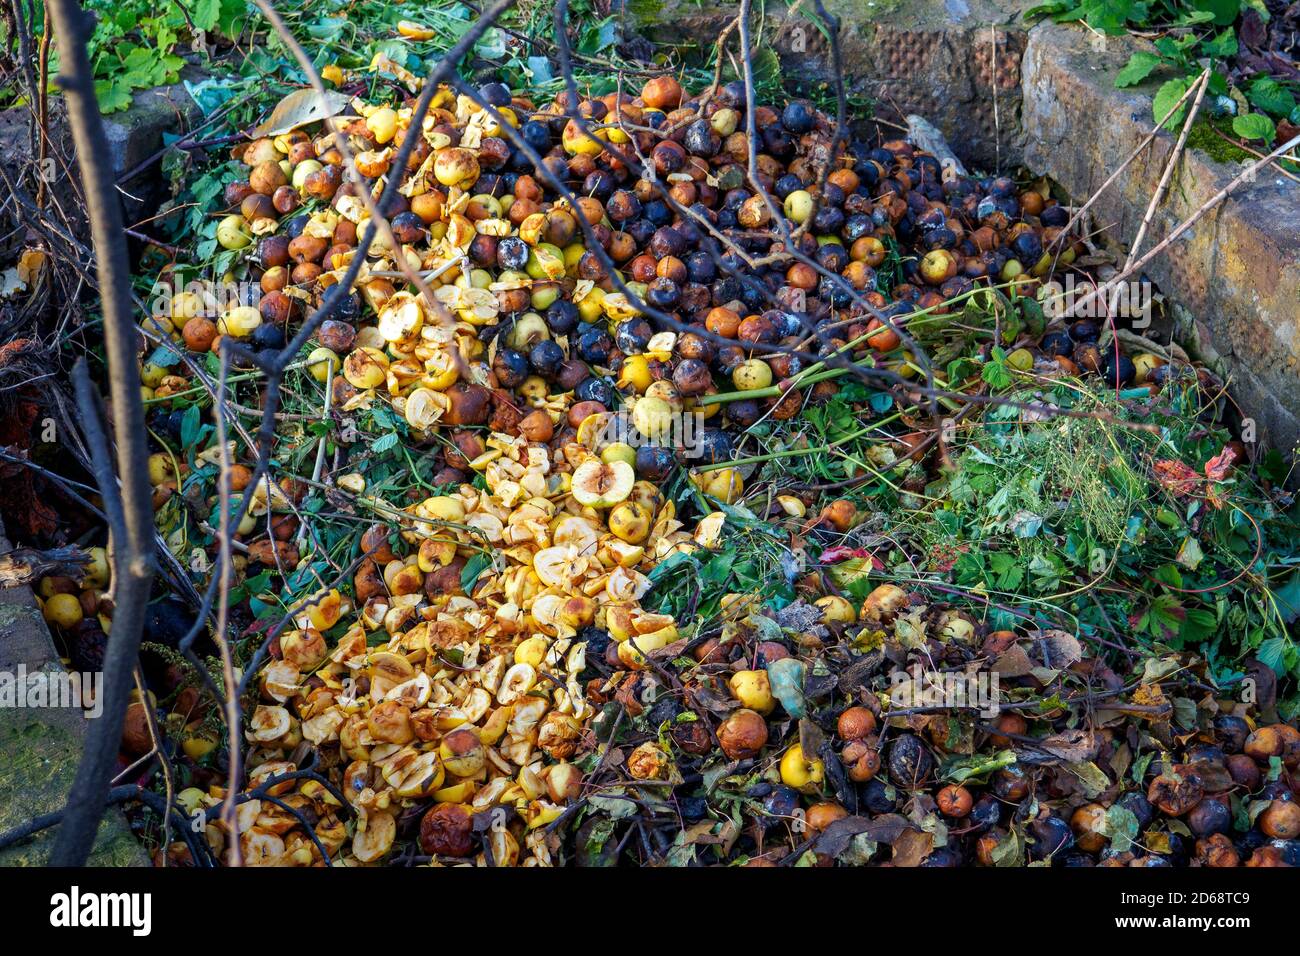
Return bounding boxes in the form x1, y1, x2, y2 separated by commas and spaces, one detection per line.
47, 0, 156, 867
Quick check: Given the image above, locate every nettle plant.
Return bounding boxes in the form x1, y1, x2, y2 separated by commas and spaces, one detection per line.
1028, 0, 1298, 145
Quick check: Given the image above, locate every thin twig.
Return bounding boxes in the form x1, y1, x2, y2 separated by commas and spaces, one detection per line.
1066, 131, 1300, 319
1123, 68, 1210, 272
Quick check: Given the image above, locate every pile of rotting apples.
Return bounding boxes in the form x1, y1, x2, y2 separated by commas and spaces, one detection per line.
74, 66, 1296, 868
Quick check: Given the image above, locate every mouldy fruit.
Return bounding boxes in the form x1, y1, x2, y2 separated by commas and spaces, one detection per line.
859, 584, 908, 624
837, 706, 876, 740
806, 802, 848, 832
887, 735, 934, 789
42, 592, 84, 629
816, 595, 856, 625
121, 701, 152, 755
1027, 812, 1073, 860
717, 708, 769, 760
130, 62, 1275, 870
842, 740, 881, 782
1259, 798, 1300, 839
418, 803, 474, 857
1147, 772, 1203, 817
936, 784, 973, 818
627, 742, 669, 779
691, 467, 743, 504
1070, 803, 1108, 853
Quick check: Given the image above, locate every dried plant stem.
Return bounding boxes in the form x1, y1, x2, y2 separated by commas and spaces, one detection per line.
1047, 76, 1209, 258
1124, 68, 1210, 272
1066, 131, 1300, 320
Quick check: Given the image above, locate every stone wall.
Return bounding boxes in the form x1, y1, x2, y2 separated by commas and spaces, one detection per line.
633, 0, 1300, 457
0, 517, 147, 865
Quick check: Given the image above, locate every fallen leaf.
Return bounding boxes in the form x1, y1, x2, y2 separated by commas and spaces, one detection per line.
1034, 729, 1101, 764
1204, 444, 1240, 482
991, 643, 1035, 678
252, 88, 352, 137
1033, 629, 1082, 669
890, 827, 933, 867
1153, 459, 1202, 497
813, 813, 910, 856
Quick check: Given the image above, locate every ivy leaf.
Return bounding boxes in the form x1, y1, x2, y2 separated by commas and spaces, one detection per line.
1115, 51, 1162, 88
1232, 112, 1276, 142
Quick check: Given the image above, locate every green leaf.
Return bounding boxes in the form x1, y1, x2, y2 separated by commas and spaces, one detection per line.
371, 431, 399, 453
1083, 0, 1147, 33
1272, 572, 1300, 624
1101, 804, 1140, 854
1232, 112, 1276, 142
940, 749, 1017, 784
525, 56, 553, 85
1140, 594, 1186, 644
1256, 636, 1289, 675
474, 27, 507, 60
981, 355, 1012, 390
1198, 27, 1238, 59
1024, 2, 1078, 21
180, 403, 202, 449
1181, 607, 1217, 644
217, 0, 247, 36
1190, 0, 1242, 26
1152, 77, 1192, 130
1247, 78, 1297, 119
579, 17, 620, 54
192, 0, 221, 31
1115, 51, 1162, 88
95, 78, 133, 113
459, 552, 492, 594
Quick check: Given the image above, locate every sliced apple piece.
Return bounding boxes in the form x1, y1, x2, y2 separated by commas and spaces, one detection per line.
571, 459, 634, 508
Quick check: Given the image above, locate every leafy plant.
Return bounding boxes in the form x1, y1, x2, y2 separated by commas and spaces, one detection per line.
1027, 0, 1299, 147
82, 0, 249, 113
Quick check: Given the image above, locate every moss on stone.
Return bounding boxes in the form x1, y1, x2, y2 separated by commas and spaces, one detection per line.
0, 687, 148, 866
1185, 120, 1254, 166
